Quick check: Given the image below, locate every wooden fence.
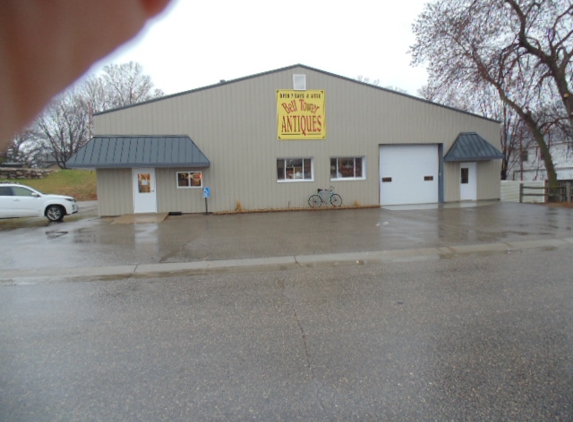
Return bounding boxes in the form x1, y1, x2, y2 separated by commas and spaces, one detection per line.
501, 181, 545, 203
519, 183, 572, 203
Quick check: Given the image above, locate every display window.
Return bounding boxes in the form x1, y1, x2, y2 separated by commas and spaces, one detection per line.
277, 158, 313, 181
330, 157, 365, 180
177, 171, 203, 188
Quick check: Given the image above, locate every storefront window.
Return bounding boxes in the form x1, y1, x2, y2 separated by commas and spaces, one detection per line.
177, 171, 203, 188
277, 158, 313, 181
330, 157, 365, 179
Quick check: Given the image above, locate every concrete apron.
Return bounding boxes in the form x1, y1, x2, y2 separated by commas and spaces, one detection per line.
2, 201, 573, 282
112, 213, 169, 224
3, 236, 573, 282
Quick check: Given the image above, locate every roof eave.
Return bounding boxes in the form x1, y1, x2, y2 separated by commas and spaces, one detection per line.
444, 155, 504, 162
68, 163, 210, 169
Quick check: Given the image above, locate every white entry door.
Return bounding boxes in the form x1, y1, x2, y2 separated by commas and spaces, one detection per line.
460, 162, 477, 201
379, 145, 439, 206
132, 168, 157, 213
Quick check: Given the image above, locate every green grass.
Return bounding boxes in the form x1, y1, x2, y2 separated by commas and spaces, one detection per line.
1, 169, 97, 201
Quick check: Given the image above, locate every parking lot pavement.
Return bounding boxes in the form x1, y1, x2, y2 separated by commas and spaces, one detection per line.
0, 201, 573, 280
2, 245, 573, 421
2, 202, 573, 420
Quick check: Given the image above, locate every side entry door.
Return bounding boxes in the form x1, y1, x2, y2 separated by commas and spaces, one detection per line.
460, 162, 477, 201
132, 168, 158, 213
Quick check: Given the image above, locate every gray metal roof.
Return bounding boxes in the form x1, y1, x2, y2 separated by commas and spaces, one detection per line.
67, 135, 210, 169
444, 132, 504, 162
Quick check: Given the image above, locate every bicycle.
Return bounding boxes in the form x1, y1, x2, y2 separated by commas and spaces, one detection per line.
308, 186, 342, 208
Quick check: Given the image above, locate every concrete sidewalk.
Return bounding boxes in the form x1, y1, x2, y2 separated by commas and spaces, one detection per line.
2, 236, 573, 282
1, 200, 573, 281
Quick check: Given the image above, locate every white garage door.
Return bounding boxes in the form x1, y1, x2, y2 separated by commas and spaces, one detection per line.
379, 144, 439, 206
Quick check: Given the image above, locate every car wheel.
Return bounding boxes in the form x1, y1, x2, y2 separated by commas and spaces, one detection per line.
46, 205, 65, 222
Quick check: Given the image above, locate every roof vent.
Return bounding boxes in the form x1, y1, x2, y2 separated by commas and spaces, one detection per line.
293, 74, 306, 90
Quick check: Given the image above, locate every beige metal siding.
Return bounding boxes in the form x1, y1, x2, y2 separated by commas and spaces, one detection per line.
443, 162, 460, 202
477, 160, 501, 200
96, 169, 133, 216
156, 168, 209, 213
95, 66, 501, 212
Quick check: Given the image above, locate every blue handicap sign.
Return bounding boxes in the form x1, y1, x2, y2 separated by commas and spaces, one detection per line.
203, 187, 210, 198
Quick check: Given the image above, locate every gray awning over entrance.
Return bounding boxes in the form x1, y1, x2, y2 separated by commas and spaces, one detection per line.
67, 135, 210, 169
444, 132, 504, 162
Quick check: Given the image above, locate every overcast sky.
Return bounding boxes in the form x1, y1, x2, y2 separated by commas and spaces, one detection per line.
92, 0, 430, 96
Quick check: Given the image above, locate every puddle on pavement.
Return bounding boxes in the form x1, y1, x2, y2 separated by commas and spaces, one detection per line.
45, 230, 68, 239
134, 225, 160, 255
72, 227, 98, 244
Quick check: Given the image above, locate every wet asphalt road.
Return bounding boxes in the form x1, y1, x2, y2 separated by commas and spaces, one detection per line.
0, 201, 572, 271
1, 246, 573, 421
1, 202, 573, 420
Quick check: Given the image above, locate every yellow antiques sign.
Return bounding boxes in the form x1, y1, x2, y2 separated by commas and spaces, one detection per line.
276, 90, 326, 140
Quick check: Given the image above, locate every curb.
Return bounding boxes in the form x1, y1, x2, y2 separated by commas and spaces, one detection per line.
2, 237, 572, 283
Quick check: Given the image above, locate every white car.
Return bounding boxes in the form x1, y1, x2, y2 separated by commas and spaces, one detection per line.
0, 183, 79, 221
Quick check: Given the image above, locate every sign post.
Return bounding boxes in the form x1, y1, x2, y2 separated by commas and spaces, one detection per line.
203, 187, 210, 214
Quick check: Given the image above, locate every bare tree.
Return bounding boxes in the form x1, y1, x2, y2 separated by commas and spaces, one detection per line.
87, 61, 165, 113
356, 75, 381, 86
411, 0, 572, 190
418, 81, 534, 180
384, 86, 409, 94
18, 62, 164, 169
5, 128, 32, 163
6, 126, 47, 167
504, 0, 573, 125
34, 88, 91, 169
357, 76, 409, 94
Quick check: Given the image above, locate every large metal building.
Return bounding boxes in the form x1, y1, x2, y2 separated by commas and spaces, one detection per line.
68, 64, 502, 216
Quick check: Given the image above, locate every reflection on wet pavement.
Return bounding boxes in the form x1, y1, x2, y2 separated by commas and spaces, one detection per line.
45, 230, 68, 239
73, 227, 97, 244
1, 202, 572, 271
134, 224, 160, 257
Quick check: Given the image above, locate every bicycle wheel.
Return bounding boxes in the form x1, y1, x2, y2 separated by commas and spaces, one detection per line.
330, 194, 342, 207
308, 195, 322, 208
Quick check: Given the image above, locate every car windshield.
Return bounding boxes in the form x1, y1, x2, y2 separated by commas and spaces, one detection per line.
25, 186, 44, 194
